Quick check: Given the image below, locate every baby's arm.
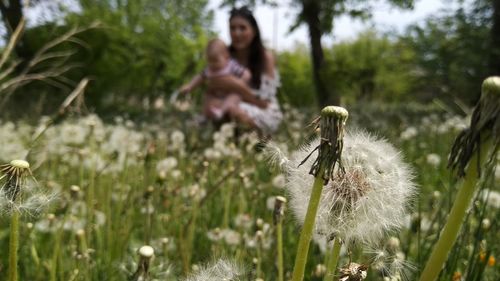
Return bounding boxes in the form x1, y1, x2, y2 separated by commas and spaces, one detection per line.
180, 74, 204, 94
240, 69, 251, 84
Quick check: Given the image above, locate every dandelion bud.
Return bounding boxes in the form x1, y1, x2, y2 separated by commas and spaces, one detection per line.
1, 159, 31, 202
273, 196, 287, 225
130, 245, 155, 280
75, 228, 84, 237
301, 106, 348, 182
256, 230, 264, 241
143, 186, 155, 200
10, 160, 29, 169
47, 214, 56, 227
256, 218, 264, 229
481, 218, 491, 230
70, 185, 80, 198
139, 245, 154, 259
448, 76, 499, 177
313, 264, 326, 277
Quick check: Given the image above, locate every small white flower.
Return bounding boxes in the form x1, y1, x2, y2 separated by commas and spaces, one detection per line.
426, 153, 441, 167
221, 229, 241, 246
156, 157, 178, 175
233, 213, 253, 230
400, 127, 418, 140
482, 189, 500, 209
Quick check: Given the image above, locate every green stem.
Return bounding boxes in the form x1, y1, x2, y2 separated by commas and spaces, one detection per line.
419, 139, 492, 281
8, 210, 20, 281
222, 183, 232, 228
291, 175, 325, 281
277, 220, 284, 281
324, 238, 342, 281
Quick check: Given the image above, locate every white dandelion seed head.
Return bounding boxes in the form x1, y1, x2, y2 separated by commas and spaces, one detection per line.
482, 189, 500, 209
400, 127, 418, 140
156, 157, 178, 175
183, 259, 244, 281
263, 141, 290, 171
286, 130, 417, 245
170, 130, 186, 148
426, 153, 441, 167
365, 244, 417, 281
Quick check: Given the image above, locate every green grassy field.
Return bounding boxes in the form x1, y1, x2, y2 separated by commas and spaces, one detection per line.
0, 103, 498, 281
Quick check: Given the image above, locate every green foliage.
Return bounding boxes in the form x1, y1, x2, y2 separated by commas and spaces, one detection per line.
62, 0, 213, 110
322, 30, 416, 103
401, 0, 494, 105
277, 44, 316, 107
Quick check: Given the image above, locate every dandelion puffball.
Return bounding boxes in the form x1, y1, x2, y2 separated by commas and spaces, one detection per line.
183, 259, 243, 281
285, 130, 416, 245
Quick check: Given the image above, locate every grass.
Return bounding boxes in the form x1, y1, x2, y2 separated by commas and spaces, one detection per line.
0, 103, 498, 280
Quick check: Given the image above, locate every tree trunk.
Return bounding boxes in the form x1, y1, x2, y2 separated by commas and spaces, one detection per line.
490, 0, 500, 75
0, 0, 31, 61
303, 0, 340, 107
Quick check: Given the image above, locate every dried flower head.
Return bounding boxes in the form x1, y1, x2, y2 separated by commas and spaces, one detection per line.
273, 196, 287, 225
285, 131, 416, 245
183, 259, 244, 281
129, 245, 155, 281
339, 262, 368, 281
448, 76, 500, 177
0, 159, 57, 215
300, 106, 348, 182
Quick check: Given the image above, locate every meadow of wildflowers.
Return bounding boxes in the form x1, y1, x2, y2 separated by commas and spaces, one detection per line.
0, 100, 498, 281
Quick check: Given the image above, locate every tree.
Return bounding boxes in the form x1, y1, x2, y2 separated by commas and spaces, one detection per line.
288, 0, 414, 107
63, 0, 213, 110
401, 0, 499, 105
323, 30, 416, 103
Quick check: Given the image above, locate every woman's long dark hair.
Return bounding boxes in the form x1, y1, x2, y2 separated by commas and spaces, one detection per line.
229, 6, 266, 89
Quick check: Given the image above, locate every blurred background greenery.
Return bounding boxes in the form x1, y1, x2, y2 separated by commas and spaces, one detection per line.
0, 0, 499, 117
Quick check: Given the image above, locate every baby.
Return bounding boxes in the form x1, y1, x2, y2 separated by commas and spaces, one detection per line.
179, 38, 251, 120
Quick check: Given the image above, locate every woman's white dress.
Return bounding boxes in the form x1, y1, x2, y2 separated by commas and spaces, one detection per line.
239, 71, 283, 133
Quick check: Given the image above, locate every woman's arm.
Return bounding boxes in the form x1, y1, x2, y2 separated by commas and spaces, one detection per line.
263, 50, 276, 78
207, 75, 269, 108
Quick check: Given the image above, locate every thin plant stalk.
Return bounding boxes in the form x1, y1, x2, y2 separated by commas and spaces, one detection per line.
276, 219, 284, 281
8, 209, 20, 281
291, 173, 325, 281
274, 196, 287, 281
324, 238, 342, 281
291, 106, 348, 281
419, 139, 493, 281
420, 76, 499, 281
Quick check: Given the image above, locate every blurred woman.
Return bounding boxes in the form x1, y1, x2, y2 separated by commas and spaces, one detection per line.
207, 6, 283, 135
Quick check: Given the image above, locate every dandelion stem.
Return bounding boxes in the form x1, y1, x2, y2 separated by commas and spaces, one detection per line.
324, 237, 341, 281
419, 138, 493, 281
291, 173, 325, 281
277, 219, 284, 281
8, 210, 20, 281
